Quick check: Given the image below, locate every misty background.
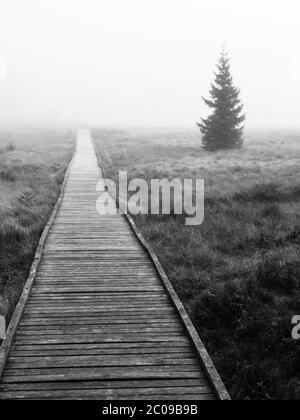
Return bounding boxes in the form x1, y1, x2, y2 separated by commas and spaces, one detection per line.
0, 0, 299, 129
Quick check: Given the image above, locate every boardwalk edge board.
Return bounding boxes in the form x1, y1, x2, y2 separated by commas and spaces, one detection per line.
0, 143, 77, 379
94, 139, 231, 401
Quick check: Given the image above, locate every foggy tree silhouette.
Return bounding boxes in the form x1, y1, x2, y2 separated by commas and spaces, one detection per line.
198, 50, 245, 151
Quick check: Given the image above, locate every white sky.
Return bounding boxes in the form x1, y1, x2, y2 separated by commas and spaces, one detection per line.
0, 0, 299, 128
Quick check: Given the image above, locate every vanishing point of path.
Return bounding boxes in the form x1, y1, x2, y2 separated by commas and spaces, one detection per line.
0, 130, 229, 400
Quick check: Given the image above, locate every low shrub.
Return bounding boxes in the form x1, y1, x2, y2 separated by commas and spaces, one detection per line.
0, 168, 17, 182
234, 183, 283, 203
256, 255, 299, 294
6, 142, 16, 152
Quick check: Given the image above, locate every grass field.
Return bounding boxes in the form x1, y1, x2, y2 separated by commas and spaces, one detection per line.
93, 128, 300, 400
0, 127, 74, 323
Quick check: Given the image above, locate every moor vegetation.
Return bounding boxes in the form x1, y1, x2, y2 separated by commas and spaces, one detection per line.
0, 128, 74, 323
94, 128, 300, 400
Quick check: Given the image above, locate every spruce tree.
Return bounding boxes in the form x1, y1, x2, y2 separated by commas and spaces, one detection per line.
198, 51, 245, 151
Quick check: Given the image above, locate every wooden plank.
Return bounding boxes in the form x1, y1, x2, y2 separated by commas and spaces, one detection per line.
0, 394, 215, 401
23, 307, 173, 316
11, 341, 192, 352
22, 308, 175, 316
16, 326, 184, 335
2, 366, 205, 383
19, 320, 179, 327
1, 378, 208, 391
7, 355, 198, 369
20, 313, 177, 321
0, 386, 213, 400
14, 334, 189, 345
27, 295, 167, 301
24, 302, 170, 309
11, 348, 194, 357
29, 287, 164, 293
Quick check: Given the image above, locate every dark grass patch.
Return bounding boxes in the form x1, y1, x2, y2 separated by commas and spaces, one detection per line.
256, 255, 300, 294
0, 167, 17, 182
0, 220, 45, 320
6, 142, 16, 152
234, 183, 283, 202
234, 183, 300, 204
190, 278, 300, 400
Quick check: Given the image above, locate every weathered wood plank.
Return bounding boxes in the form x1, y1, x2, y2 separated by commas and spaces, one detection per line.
2, 366, 205, 383
0, 378, 206, 392
0, 386, 213, 400
11, 348, 194, 357
7, 355, 199, 369
14, 334, 189, 345
11, 341, 192, 352
17, 326, 184, 335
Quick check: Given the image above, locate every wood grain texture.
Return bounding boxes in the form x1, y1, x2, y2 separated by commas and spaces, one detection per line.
0, 129, 229, 401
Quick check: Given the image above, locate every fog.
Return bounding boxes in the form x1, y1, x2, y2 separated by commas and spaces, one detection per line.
0, 0, 299, 128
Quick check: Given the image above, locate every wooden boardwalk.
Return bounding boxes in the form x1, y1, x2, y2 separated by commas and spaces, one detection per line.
0, 130, 229, 400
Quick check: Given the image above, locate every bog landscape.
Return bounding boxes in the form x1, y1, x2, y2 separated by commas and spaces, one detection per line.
0, 126, 299, 399
0, 0, 299, 403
